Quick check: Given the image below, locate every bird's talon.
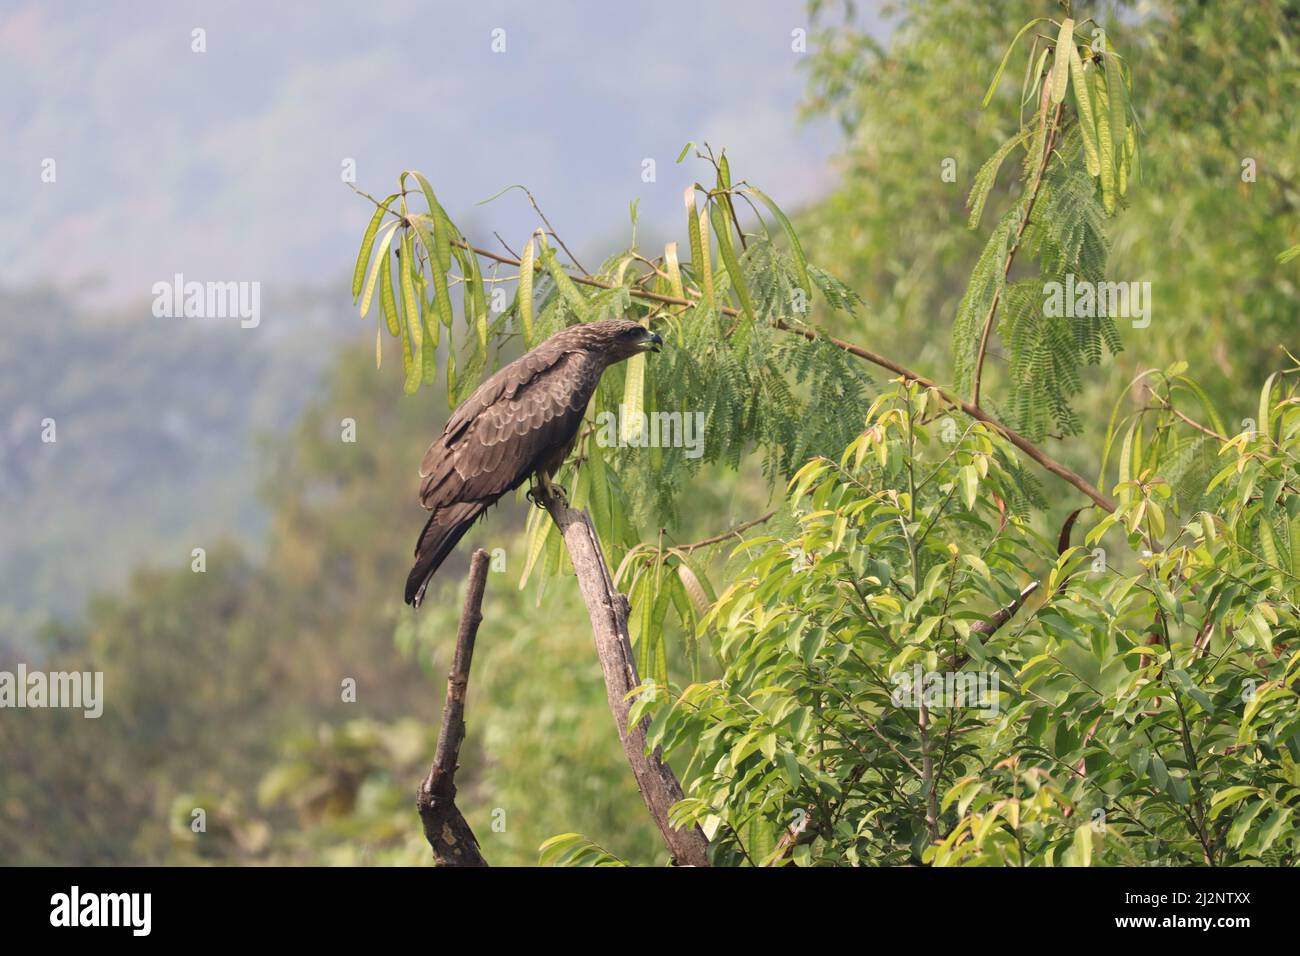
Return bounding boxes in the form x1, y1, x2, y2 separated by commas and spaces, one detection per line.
528, 473, 570, 508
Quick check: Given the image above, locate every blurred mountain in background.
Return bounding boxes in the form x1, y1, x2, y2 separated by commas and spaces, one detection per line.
0, 282, 361, 650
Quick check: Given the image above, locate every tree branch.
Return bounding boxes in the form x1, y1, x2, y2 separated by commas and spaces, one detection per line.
351, 184, 1115, 512
416, 549, 491, 867
773, 320, 1115, 511
971, 98, 1065, 408
948, 506, 1087, 669
671, 510, 777, 553
539, 489, 712, 867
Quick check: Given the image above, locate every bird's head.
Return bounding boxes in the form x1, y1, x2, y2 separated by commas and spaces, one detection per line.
579, 318, 663, 362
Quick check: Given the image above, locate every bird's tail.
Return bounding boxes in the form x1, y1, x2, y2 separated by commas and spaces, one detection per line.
405, 502, 486, 607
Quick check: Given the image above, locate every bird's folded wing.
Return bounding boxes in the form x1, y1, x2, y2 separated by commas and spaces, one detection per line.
418, 349, 596, 508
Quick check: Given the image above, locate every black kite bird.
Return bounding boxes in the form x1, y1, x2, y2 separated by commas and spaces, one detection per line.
405, 318, 663, 607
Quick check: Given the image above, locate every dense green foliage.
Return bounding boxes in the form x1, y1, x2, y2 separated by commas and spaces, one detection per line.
801, 0, 1297, 431
657, 374, 1300, 865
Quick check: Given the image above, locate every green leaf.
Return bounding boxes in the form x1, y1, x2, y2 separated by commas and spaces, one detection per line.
1258, 371, 1279, 442
685, 188, 714, 310
962, 553, 991, 581
352, 194, 397, 302
1069, 45, 1101, 177
1024, 45, 1051, 108
664, 241, 686, 301
743, 186, 811, 297
1173, 375, 1228, 437
466, 251, 489, 357
622, 349, 646, 444
982, 18, 1049, 108
420, 286, 438, 386
585, 439, 612, 537
960, 464, 980, 509
518, 236, 536, 344
1210, 786, 1261, 820
1051, 19, 1074, 105
1103, 52, 1128, 180
519, 498, 552, 589
407, 173, 451, 265
1071, 822, 1092, 867
967, 128, 1031, 230
380, 245, 410, 380
1117, 419, 1138, 505
538, 832, 583, 866
446, 349, 457, 407
1253, 807, 1293, 855
358, 221, 399, 319
1227, 800, 1267, 849
710, 201, 754, 322
538, 230, 592, 321
407, 172, 456, 329
377, 242, 402, 339
398, 229, 423, 394
1092, 68, 1116, 214
1149, 755, 1168, 790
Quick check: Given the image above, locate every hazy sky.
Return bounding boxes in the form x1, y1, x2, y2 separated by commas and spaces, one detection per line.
0, 0, 882, 307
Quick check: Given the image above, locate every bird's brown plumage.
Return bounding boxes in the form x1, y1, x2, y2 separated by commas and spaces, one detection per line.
405, 318, 662, 606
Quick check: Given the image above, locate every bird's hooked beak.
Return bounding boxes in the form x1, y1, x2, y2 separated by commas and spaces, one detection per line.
641, 330, 663, 353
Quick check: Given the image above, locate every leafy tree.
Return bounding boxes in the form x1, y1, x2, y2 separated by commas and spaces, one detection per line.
802, 0, 1299, 433
349, 0, 1299, 865
658, 371, 1300, 865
